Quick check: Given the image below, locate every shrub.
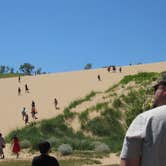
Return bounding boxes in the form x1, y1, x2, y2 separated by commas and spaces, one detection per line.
112, 98, 122, 109
64, 108, 75, 119
94, 143, 110, 153
79, 110, 89, 125
20, 140, 31, 149
95, 102, 108, 111
40, 121, 55, 134
58, 144, 73, 155
91, 141, 102, 148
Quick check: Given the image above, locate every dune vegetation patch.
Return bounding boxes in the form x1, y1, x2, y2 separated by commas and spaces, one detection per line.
6, 72, 162, 156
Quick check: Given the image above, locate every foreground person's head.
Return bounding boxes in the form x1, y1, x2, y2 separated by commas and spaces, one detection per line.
153, 80, 166, 107
38, 141, 51, 155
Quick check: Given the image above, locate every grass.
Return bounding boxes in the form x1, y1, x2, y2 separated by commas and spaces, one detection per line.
67, 91, 98, 110
105, 83, 119, 93
120, 72, 159, 84
0, 73, 24, 79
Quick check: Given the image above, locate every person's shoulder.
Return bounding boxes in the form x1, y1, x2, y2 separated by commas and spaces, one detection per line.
141, 105, 166, 118
32, 155, 41, 161
49, 155, 59, 163
49, 155, 58, 160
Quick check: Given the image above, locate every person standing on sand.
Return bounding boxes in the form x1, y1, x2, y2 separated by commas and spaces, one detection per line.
32, 141, 59, 166
18, 87, 21, 95
25, 113, 29, 125
119, 67, 122, 73
18, 75, 21, 83
97, 74, 101, 81
0, 133, 5, 159
107, 66, 111, 72
54, 98, 58, 110
11, 135, 20, 159
21, 107, 27, 120
25, 84, 29, 93
31, 100, 38, 120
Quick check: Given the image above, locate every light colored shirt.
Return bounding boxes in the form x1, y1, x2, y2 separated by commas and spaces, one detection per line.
121, 105, 166, 166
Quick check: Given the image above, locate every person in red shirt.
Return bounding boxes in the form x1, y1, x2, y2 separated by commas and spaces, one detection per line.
12, 135, 20, 158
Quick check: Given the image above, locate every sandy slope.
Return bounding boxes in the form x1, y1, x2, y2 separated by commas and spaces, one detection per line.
0, 62, 166, 136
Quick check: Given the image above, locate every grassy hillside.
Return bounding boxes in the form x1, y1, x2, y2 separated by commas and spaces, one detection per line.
6, 72, 162, 154
0, 73, 23, 79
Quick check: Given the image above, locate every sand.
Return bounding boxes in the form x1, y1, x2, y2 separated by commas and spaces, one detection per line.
0, 62, 165, 136
0, 61, 166, 165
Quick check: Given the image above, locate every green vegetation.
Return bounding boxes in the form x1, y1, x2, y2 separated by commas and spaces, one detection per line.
120, 72, 159, 84
122, 88, 153, 127
105, 83, 119, 93
6, 115, 95, 151
112, 98, 123, 109
6, 71, 161, 156
67, 91, 97, 110
0, 73, 23, 79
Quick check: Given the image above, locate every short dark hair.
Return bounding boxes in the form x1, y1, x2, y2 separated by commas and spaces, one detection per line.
38, 141, 51, 154
154, 80, 166, 92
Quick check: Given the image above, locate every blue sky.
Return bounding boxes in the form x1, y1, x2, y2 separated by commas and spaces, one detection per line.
0, 0, 165, 73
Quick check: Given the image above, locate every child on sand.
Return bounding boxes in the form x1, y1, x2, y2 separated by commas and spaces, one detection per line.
11, 135, 20, 159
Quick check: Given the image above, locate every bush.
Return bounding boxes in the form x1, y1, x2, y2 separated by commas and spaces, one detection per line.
20, 140, 31, 149
58, 144, 73, 155
40, 121, 55, 134
112, 98, 122, 109
94, 143, 110, 153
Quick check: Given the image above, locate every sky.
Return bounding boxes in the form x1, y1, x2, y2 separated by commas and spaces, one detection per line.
0, 0, 165, 73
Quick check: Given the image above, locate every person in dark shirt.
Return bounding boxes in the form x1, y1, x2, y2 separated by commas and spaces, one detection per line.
32, 141, 59, 166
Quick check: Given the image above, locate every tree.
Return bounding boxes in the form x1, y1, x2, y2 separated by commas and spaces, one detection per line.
10, 67, 14, 74
19, 63, 35, 75
0, 65, 6, 73
35, 67, 42, 75
84, 63, 92, 70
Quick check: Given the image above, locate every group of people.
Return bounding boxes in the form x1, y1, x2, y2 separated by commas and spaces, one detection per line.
18, 75, 30, 95
18, 75, 59, 125
107, 65, 122, 73
0, 133, 20, 159
97, 66, 122, 81
0, 132, 59, 165
21, 100, 38, 125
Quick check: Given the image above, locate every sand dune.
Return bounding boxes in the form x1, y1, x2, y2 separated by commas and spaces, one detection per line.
0, 62, 166, 136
